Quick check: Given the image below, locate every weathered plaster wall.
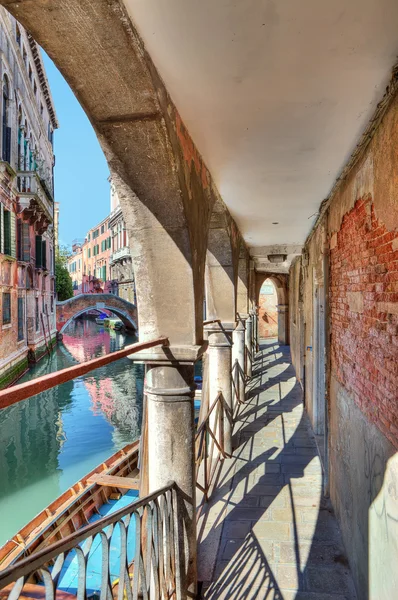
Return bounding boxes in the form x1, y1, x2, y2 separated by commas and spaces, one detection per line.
330, 375, 398, 599
289, 88, 398, 599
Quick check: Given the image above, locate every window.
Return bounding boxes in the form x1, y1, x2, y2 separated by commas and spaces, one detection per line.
2, 292, 11, 325
16, 25, 21, 47
2, 77, 11, 164
18, 297, 24, 340
42, 240, 47, 270
17, 219, 30, 261
35, 297, 39, 331
50, 295, 54, 313
3, 209, 11, 255
88, 247, 91, 258
101, 265, 106, 281
35, 235, 43, 268
48, 122, 53, 145
87, 233, 90, 242
93, 229, 99, 239
108, 236, 112, 249
101, 224, 105, 234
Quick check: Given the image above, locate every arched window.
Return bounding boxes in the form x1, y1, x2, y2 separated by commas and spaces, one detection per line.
17, 105, 22, 170
24, 120, 28, 171
2, 76, 11, 163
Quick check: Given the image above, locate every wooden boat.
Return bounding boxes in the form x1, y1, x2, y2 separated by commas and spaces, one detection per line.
0, 442, 140, 571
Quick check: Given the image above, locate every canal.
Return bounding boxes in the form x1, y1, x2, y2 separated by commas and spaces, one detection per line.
0, 317, 145, 545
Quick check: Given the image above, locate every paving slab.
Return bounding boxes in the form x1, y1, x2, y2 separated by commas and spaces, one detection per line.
198, 339, 357, 599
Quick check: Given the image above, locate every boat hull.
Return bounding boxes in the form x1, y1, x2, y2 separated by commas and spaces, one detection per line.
0, 442, 140, 570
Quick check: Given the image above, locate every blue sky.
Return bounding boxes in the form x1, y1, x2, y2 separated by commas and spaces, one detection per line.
42, 53, 110, 247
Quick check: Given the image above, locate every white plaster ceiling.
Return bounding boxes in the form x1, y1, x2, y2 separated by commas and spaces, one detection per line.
124, 0, 398, 254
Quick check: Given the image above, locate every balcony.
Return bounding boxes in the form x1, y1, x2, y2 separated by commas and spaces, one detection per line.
16, 171, 53, 234
110, 246, 131, 264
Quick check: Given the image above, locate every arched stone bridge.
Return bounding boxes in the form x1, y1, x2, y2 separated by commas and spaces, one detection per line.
56, 294, 138, 334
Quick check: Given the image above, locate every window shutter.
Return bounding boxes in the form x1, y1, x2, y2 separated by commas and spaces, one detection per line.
17, 218, 22, 260
23, 222, 30, 262
3, 210, 11, 255
10, 211, 16, 258
42, 240, 47, 269
35, 235, 42, 268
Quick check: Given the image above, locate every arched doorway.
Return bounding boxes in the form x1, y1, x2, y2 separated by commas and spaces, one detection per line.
258, 279, 278, 339
255, 272, 289, 345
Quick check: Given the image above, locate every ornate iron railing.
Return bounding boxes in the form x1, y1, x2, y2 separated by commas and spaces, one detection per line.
0, 483, 181, 600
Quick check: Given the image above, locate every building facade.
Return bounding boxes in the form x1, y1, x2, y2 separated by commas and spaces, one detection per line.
0, 10, 58, 388
67, 181, 135, 300
109, 179, 135, 303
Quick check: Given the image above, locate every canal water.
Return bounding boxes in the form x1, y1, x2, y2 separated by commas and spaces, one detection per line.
0, 318, 145, 545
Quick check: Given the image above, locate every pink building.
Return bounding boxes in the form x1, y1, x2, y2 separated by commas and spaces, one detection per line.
68, 216, 113, 294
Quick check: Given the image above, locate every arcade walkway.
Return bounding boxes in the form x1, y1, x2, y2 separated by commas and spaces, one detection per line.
198, 340, 357, 600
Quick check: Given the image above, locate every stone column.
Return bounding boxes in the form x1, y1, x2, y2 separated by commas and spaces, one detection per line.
232, 318, 246, 409
244, 314, 253, 377
277, 303, 289, 345
137, 345, 205, 599
205, 322, 234, 456
250, 309, 257, 359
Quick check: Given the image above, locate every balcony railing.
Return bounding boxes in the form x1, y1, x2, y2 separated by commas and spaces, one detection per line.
0, 329, 244, 597
0, 482, 181, 600
16, 171, 53, 220
110, 246, 131, 264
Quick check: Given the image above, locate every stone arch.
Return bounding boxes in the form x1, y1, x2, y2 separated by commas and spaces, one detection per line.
56, 293, 138, 334
236, 241, 250, 317
205, 196, 240, 323
255, 272, 289, 345
3, 0, 217, 347
58, 305, 137, 335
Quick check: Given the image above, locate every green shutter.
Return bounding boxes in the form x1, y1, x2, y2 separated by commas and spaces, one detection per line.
35, 235, 42, 267
10, 212, 16, 258
3, 210, 11, 255
23, 223, 30, 262
42, 240, 47, 269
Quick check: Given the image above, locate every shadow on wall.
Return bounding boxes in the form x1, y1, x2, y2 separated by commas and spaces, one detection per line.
329, 376, 398, 599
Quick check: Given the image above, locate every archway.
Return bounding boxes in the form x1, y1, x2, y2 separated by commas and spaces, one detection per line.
58, 306, 137, 335
258, 279, 278, 339
255, 272, 289, 345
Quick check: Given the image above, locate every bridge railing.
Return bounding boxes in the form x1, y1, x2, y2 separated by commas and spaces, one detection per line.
0, 337, 167, 410
0, 482, 182, 600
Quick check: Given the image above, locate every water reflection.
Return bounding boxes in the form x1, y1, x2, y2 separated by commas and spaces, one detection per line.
0, 317, 144, 545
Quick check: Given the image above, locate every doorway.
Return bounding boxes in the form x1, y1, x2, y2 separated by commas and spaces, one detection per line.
258, 279, 278, 339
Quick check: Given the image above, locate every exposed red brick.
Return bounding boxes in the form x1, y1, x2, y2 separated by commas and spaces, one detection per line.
330, 197, 398, 449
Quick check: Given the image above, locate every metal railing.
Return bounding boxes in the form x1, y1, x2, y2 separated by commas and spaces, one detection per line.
195, 391, 231, 505
0, 337, 168, 410
231, 358, 246, 418
0, 483, 182, 600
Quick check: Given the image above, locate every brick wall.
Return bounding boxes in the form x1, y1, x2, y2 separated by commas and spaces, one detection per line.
330, 196, 398, 449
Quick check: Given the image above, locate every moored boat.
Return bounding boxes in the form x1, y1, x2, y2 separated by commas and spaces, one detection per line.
0, 442, 140, 571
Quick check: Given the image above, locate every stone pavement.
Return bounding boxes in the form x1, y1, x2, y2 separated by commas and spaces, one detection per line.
198, 339, 357, 600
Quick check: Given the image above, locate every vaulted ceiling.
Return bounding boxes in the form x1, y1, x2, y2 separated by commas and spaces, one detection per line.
124, 0, 398, 269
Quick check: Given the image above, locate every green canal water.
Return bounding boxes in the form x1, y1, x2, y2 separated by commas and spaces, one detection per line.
0, 318, 144, 545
